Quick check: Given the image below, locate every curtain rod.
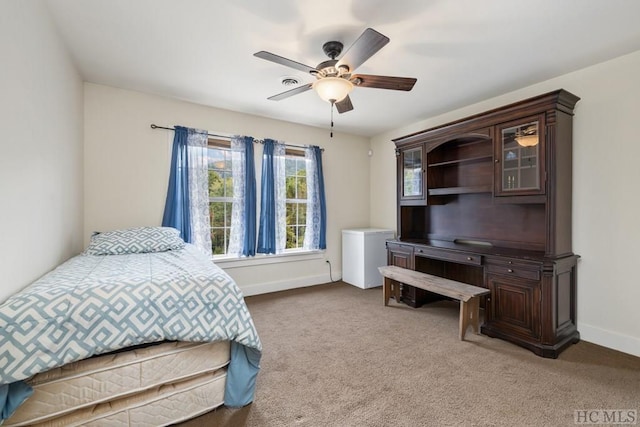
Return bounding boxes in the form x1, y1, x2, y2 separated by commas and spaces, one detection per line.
150, 124, 234, 140
150, 124, 323, 152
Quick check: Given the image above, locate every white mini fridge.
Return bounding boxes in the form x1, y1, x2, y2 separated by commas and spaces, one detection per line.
342, 228, 395, 289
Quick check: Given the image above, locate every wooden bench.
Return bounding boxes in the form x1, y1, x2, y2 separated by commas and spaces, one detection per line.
378, 265, 491, 341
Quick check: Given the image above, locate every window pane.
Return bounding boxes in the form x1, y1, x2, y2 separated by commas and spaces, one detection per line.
286, 203, 295, 223
211, 229, 226, 255
284, 154, 310, 251
286, 225, 295, 249
222, 171, 233, 197
298, 225, 306, 248
297, 159, 306, 176
225, 202, 232, 225
207, 146, 234, 256
210, 203, 225, 227
285, 158, 296, 175
209, 170, 224, 197
296, 227, 302, 248
297, 203, 306, 224
208, 149, 224, 169
298, 177, 307, 199
286, 176, 296, 199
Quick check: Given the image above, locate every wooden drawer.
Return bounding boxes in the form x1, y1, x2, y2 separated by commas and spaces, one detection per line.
485, 259, 541, 281
414, 245, 482, 266
386, 241, 414, 270
386, 242, 414, 253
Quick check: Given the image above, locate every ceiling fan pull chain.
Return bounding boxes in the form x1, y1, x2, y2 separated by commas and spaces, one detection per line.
330, 101, 334, 138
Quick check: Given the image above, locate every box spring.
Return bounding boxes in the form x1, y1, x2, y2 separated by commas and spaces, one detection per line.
5, 340, 230, 426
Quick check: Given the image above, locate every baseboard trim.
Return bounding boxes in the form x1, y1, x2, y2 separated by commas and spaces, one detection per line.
240, 271, 343, 297
578, 322, 640, 357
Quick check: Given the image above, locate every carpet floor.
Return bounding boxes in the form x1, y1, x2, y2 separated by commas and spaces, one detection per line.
181, 282, 640, 426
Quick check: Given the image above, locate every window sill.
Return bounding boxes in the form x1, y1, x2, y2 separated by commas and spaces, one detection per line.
213, 250, 325, 269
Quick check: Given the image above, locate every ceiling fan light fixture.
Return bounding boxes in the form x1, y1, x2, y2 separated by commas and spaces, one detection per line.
313, 77, 353, 103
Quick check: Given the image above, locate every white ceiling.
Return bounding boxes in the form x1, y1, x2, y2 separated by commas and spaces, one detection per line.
45, 0, 640, 137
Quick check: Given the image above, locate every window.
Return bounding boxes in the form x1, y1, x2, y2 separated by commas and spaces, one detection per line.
207, 138, 321, 256
164, 127, 324, 259
285, 151, 307, 250
207, 140, 232, 255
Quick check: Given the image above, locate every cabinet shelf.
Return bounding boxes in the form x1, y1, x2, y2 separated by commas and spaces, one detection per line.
428, 155, 493, 168
428, 185, 493, 196
504, 165, 536, 171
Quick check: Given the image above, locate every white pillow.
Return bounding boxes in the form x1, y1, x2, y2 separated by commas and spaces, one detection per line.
85, 226, 185, 255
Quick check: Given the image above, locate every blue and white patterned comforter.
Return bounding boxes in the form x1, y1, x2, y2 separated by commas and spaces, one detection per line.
0, 244, 261, 417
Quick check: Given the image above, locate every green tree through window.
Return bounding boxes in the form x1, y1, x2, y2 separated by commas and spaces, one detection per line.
208, 143, 233, 255
285, 154, 307, 249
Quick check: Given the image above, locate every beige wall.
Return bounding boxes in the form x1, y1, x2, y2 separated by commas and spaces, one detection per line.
6, 0, 638, 358
84, 83, 371, 294
369, 50, 640, 357
0, 1, 84, 303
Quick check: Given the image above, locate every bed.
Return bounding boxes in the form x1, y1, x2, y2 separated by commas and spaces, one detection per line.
0, 227, 261, 426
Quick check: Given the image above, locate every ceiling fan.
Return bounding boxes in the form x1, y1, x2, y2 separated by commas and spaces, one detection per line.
254, 28, 417, 114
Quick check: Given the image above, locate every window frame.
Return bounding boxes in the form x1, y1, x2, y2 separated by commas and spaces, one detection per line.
207, 138, 233, 256
284, 148, 308, 251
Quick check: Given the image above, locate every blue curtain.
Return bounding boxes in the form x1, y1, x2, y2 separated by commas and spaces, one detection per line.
229, 136, 258, 257
162, 126, 191, 242
312, 146, 327, 249
243, 137, 257, 256
257, 139, 276, 254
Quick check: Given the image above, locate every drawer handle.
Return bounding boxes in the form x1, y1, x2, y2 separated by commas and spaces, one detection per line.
507, 268, 514, 273
508, 261, 513, 264
418, 249, 423, 253
466, 257, 473, 261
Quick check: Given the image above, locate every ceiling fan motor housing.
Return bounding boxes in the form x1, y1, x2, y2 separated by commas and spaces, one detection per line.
315, 59, 349, 78
322, 41, 343, 59
316, 41, 350, 77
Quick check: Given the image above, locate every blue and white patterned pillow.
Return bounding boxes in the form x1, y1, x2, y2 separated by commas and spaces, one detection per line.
85, 226, 185, 255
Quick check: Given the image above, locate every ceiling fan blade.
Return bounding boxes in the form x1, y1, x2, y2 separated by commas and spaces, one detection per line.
336, 28, 390, 72
267, 83, 313, 101
351, 74, 417, 91
254, 51, 317, 74
335, 96, 354, 114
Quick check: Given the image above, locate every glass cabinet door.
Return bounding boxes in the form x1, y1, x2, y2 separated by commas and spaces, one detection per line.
403, 147, 422, 197
398, 145, 426, 204
496, 115, 545, 196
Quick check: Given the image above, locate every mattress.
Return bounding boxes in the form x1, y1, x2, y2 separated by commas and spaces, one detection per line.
1, 242, 261, 420
5, 340, 230, 426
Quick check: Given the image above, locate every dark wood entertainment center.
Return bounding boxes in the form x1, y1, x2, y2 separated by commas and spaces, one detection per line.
387, 89, 580, 358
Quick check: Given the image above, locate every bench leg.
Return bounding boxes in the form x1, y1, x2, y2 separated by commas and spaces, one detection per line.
459, 297, 482, 340
382, 277, 394, 306
383, 278, 402, 306
470, 297, 481, 335
459, 301, 470, 340
383, 277, 391, 306
393, 280, 401, 303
